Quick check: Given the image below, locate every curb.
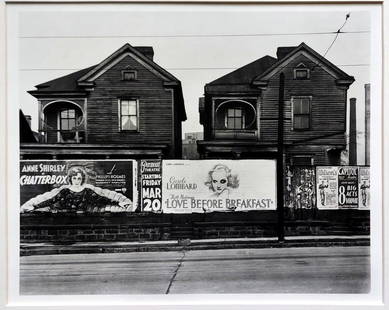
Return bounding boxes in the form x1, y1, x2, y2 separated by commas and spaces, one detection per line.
20, 237, 370, 256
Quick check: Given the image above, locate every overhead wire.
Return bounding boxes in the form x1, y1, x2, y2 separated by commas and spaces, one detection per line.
19, 64, 369, 71
19, 29, 368, 39
323, 13, 351, 58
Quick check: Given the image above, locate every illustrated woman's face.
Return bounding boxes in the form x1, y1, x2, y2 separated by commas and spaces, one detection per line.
71, 172, 83, 186
211, 170, 228, 194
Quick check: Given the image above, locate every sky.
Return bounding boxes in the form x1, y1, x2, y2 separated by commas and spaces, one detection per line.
12, 4, 377, 164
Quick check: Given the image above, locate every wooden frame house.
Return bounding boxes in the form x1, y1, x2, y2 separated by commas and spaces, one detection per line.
22, 43, 186, 160
198, 42, 354, 165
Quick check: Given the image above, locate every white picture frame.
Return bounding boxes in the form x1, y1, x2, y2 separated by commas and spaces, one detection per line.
0, 0, 388, 309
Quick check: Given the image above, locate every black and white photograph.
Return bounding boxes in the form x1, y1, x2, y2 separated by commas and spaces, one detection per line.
1, 1, 386, 308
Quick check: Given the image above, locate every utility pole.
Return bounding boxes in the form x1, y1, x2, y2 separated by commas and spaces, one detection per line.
277, 72, 285, 242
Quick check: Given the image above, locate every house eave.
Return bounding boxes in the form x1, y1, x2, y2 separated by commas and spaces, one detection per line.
28, 91, 88, 99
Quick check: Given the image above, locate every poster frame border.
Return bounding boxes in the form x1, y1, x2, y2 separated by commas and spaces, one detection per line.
0, 0, 388, 309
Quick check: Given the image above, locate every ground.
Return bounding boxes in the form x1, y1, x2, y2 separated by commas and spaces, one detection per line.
20, 246, 370, 295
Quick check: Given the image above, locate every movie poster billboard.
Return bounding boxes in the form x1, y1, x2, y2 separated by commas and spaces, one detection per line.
285, 166, 315, 211
162, 160, 277, 213
140, 159, 162, 213
337, 166, 359, 209
20, 160, 137, 213
316, 167, 338, 209
358, 167, 370, 210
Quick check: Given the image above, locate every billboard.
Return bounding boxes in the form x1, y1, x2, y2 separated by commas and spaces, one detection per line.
139, 159, 162, 213
316, 166, 369, 210
285, 166, 315, 210
316, 167, 338, 209
20, 160, 137, 213
358, 167, 370, 209
161, 160, 277, 213
337, 166, 359, 209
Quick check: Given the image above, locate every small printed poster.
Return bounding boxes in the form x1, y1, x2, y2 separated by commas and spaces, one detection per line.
140, 159, 163, 213
337, 166, 359, 209
316, 167, 338, 209
358, 167, 370, 210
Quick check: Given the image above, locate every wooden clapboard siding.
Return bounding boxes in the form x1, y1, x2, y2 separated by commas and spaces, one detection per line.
86, 55, 174, 149
260, 54, 346, 144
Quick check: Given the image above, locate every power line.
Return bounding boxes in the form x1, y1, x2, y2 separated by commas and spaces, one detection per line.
19, 64, 370, 71
324, 13, 351, 57
19, 30, 369, 39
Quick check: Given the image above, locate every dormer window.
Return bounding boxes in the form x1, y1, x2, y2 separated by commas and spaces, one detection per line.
294, 63, 310, 80
122, 70, 137, 81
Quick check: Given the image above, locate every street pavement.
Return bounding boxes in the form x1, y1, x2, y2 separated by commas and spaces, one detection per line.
20, 246, 370, 295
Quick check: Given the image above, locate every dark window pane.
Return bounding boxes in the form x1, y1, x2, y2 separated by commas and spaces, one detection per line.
235, 118, 242, 129
296, 69, 308, 79
235, 109, 242, 117
293, 156, 312, 166
294, 116, 310, 129
227, 109, 235, 117
293, 100, 302, 114
301, 116, 310, 128
301, 101, 310, 114
123, 71, 136, 80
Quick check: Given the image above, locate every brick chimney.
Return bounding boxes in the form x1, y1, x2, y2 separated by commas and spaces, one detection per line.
135, 46, 154, 61
276, 46, 297, 60
365, 84, 370, 165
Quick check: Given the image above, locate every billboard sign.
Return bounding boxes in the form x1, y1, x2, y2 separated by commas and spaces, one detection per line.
316, 166, 339, 209
337, 166, 359, 209
358, 167, 370, 209
20, 160, 137, 213
316, 166, 369, 210
161, 160, 277, 213
140, 159, 163, 213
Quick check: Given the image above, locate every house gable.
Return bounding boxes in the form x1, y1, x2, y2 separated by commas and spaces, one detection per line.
78, 43, 179, 86
253, 43, 354, 86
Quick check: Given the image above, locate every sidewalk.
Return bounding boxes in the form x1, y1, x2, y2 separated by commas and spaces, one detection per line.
20, 235, 370, 256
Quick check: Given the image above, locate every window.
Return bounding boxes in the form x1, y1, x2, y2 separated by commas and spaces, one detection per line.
225, 108, 245, 129
122, 70, 137, 81
291, 156, 314, 166
60, 109, 76, 130
294, 63, 310, 80
119, 99, 138, 131
292, 96, 311, 130
295, 69, 309, 79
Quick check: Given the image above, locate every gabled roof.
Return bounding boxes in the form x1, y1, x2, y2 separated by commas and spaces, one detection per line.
77, 43, 180, 85
28, 43, 186, 121
34, 65, 97, 93
207, 55, 277, 86
253, 42, 354, 83
29, 44, 181, 94
206, 42, 354, 93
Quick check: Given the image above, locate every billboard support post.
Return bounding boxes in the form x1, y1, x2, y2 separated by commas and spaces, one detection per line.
277, 72, 285, 242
